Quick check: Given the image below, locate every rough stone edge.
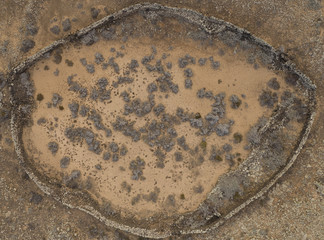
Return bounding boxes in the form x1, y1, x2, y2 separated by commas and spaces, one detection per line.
7, 2, 316, 238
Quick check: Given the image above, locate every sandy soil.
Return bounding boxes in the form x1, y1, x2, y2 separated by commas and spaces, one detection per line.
22, 28, 295, 219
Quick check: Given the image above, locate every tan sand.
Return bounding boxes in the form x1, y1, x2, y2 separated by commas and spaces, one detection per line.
22, 35, 297, 219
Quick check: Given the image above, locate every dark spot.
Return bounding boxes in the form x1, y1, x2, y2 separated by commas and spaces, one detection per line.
184, 68, 193, 77
30, 192, 43, 204
174, 151, 183, 161
26, 23, 38, 36
112, 153, 119, 162
209, 145, 223, 162
195, 113, 201, 119
267, 77, 280, 90
109, 142, 119, 152
285, 73, 299, 86
198, 58, 207, 66
193, 185, 204, 194
91, 7, 100, 19
65, 59, 74, 66
147, 82, 158, 93
180, 193, 185, 200
229, 95, 242, 109
200, 140, 207, 150
233, 132, 243, 143
223, 143, 232, 152
129, 156, 146, 180
52, 93, 62, 107
53, 69, 59, 76
86, 64, 95, 74
259, 90, 278, 108
50, 25, 60, 35
60, 157, 70, 168
81, 30, 99, 46
48, 141, 58, 155
101, 28, 116, 40
53, 52, 62, 64
209, 56, 220, 70
197, 88, 206, 98
120, 145, 128, 156
36, 93, 44, 101
37, 117, 46, 125
20, 39, 35, 53
215, 124, 230, 136
166, 194, 176, 206
184, 78, 193, 89
103, 152, 111, 160
62, 18, 71, 32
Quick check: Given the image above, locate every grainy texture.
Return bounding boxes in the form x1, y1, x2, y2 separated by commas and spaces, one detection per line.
0, 0, 323, 239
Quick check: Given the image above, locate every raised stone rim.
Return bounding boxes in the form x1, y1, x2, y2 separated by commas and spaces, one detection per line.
7, 3, 316, 238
